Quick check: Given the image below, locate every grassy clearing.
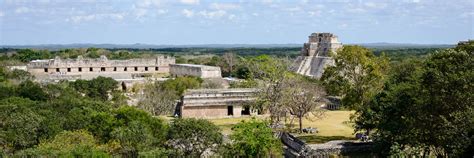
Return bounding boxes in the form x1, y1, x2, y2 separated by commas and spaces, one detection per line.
207, 110, 355, 143
160, 111, 354, 144
296, 110, 354, 137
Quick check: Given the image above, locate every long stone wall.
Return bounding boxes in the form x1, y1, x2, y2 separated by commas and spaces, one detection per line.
27, 55, 175, 81
170, 64, 222, 78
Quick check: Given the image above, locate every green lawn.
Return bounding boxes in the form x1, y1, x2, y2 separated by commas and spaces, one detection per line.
206, 110, 355, 144
160, 111, 354, 144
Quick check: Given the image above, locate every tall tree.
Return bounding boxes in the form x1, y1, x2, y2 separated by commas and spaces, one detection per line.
283, 76, 326, 133
370, 47, 473, 156
246, 55, 291, 124
223, 52, 236, 76
167, 118, 222, 157
321, 45, 389, 134
137, 81, 179, 116
223, 118, 282, 157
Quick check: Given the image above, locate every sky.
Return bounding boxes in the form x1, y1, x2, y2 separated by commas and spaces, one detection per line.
0, 0, 473, 45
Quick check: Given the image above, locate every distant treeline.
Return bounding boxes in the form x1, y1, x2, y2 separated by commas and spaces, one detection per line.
0, 46, 450, 64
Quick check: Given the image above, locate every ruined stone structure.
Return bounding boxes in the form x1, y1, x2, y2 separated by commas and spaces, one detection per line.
176, 88, 258, 118
27, 55, 175, 82
170, 64, 222, 78
281, 132, 374, 157
293, 33, 343, 78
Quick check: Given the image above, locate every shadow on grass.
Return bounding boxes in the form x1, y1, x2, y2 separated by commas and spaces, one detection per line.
297, 135, 356, 144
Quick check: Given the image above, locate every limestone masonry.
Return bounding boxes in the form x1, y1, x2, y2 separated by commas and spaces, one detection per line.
293, 33, 343, 78
27, 55, 175, 82
170, 64, 222, 78
176, 88, 258, 118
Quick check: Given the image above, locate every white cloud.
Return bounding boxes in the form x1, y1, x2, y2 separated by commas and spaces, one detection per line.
182, 9, 194, 18
364, 2, 387, 9
133, 0, 167, 19
136, 0, 162, 8
338, 23, 348, 29
134, 8, 148, 18
67, 13, 126, 23
210, 3, 240, 10
15, 7, 30, 14
228, 14, 236, 20
284, 7, 301, 12
0, 12, 4, 17
157, 9, 168, 15
252, 13, 259, 17
261, 0, 273, 4
180, 0, 199, 5
199, 10, 226, 19
308, 11, 321, 17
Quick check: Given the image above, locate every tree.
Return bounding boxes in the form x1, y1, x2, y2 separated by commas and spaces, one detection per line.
246, 55, 292, 124
167, 118, 222, 156
283, 76, 326, 133
0, 97, 44, 152
71, 77, 118, 101
160, 76, 202, 96
15, 49, 51, 62
17, 80, 48, 101
321, 45, 389, 134
15, 130, 108, 157
415, 48, 473, 156
223, 118, 282, 157
223, 52, 236, 77
111, 106, 168, 157
370, 48, 473, 156
137, 81, 179, 116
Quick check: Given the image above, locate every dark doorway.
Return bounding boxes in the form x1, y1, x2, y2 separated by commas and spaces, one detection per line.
241, 106, 250, 115
227, 106, 233, 116
121, 82, 127, 91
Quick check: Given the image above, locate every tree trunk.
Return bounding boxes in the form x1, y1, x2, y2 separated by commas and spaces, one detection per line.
299, 116, 303, 133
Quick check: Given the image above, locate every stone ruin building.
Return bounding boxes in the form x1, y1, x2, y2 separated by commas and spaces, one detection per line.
170, 64, 222, 79
27, 55, 175, 82
293, 33, 343, 78
176, 88, 258, 118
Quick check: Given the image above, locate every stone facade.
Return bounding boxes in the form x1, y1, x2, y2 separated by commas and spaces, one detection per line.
177, 88, 258, 118
170, 64, 222, 78
293, 33, 343, 78
27, 55, 175, 82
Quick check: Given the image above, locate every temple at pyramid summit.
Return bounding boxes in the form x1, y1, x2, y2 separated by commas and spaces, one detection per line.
293, 33, 343, 78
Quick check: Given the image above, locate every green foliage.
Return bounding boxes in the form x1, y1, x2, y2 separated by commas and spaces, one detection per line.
321, 45, 389, 134
167, 118, 222, 156
369, 47, 473, 156
245, 55, 293, 123
139, 148, 172, 157
15, 130, 109, 157
71, 76, 118, 101
454, 40, 474, 53
161, 76, 202, 96
15, 49, 52, 62
222, 118, 282, 157
110, 106, 168, 156
0, 97, 44, 151
137, 81, 180, 116
17, 80, 48, 101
